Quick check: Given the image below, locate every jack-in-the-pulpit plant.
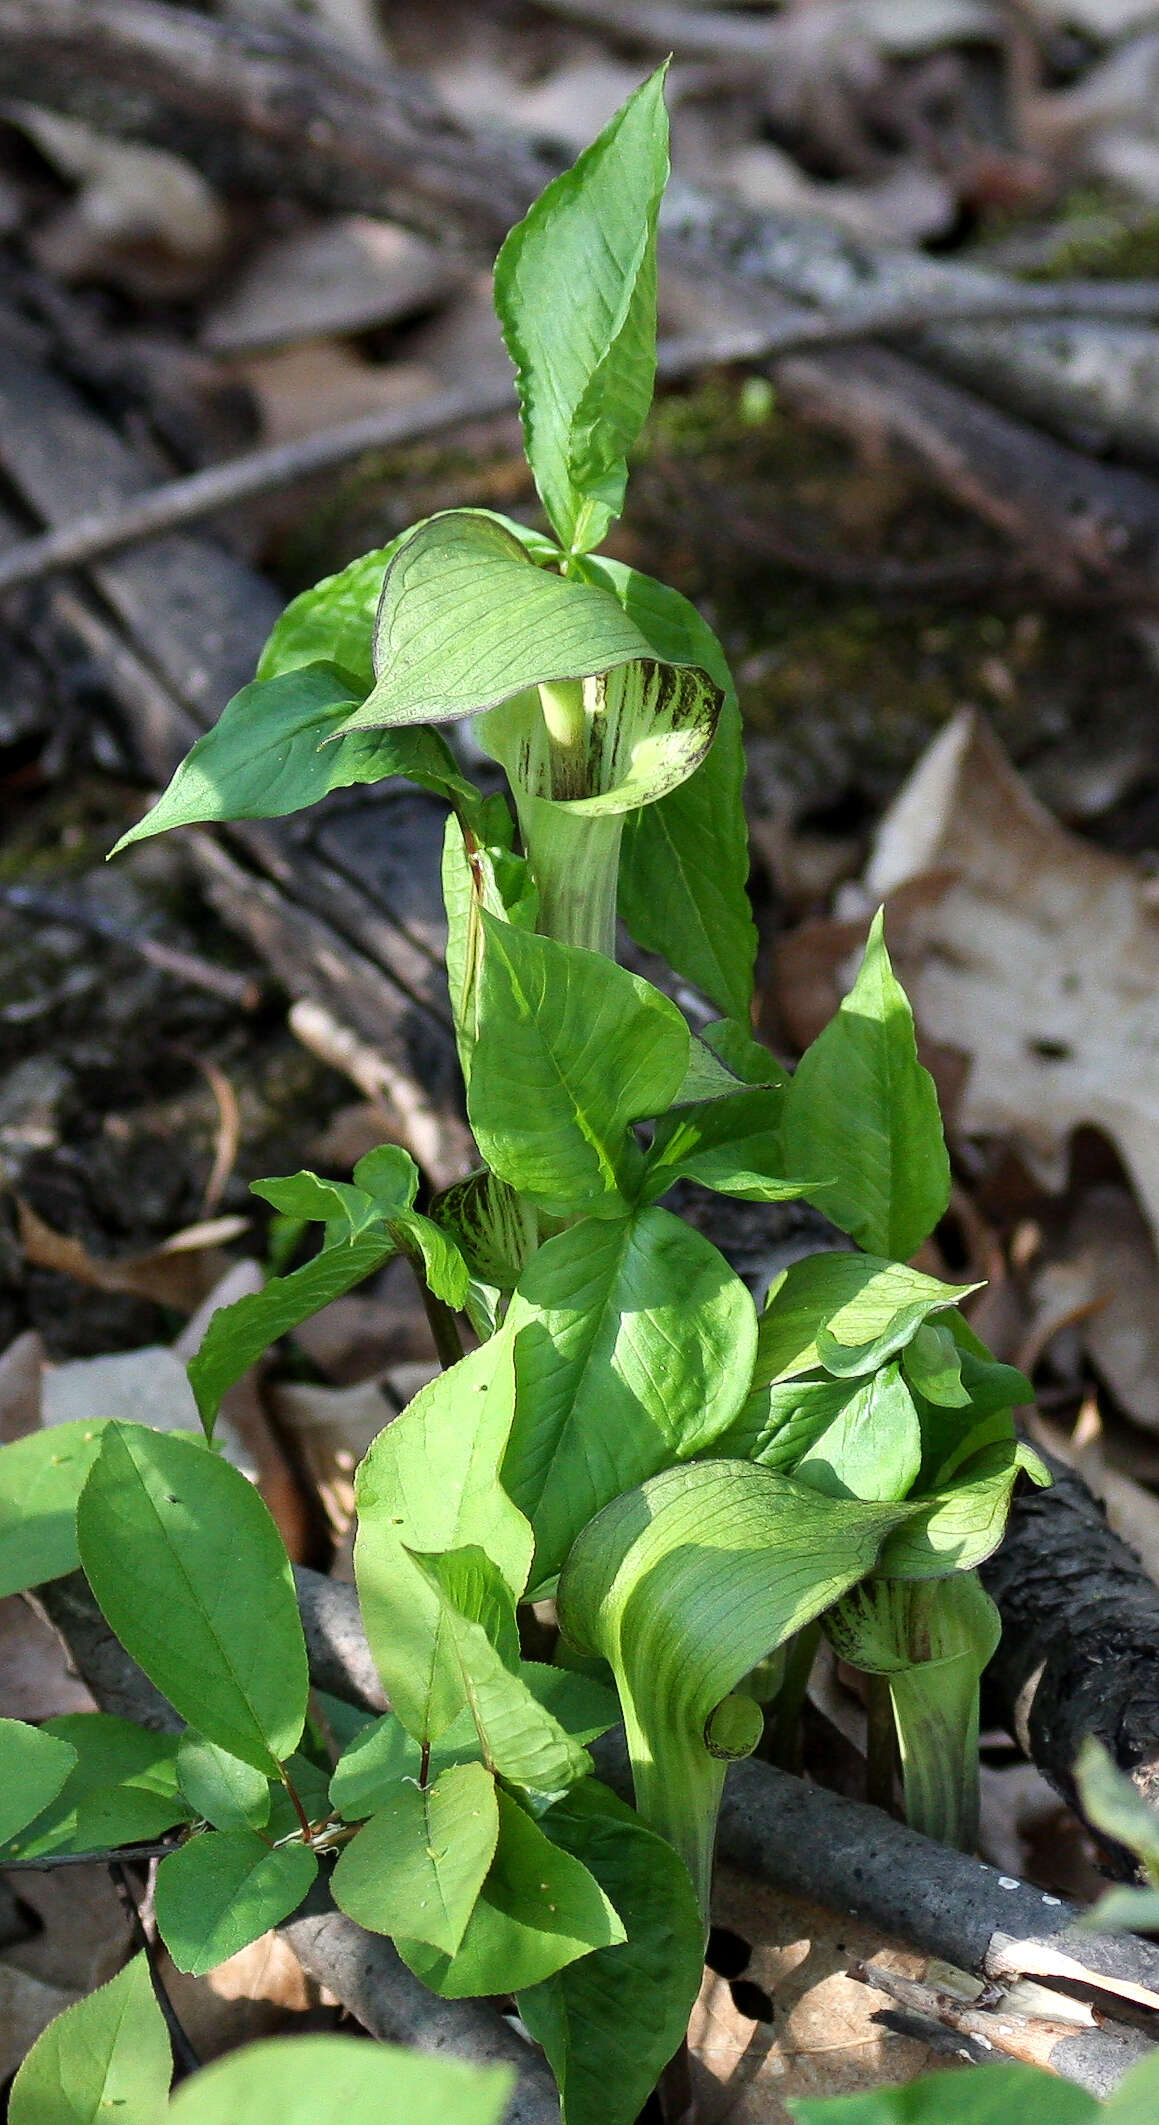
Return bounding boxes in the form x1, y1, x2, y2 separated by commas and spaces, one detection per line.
0, 68, 1045, 2124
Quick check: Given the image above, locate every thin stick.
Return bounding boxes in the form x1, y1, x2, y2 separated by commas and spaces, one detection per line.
0, 883, 260, 1009
4, 1839, 182, 1870
4, 291, 1159, 595
109, 1859, 202, 2082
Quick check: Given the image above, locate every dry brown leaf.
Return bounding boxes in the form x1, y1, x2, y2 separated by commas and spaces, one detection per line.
0, 1965, 81, 2080
158, 1931, 329, 2061
1027, 1186, 1159, 1427
236, 343, 438, 448
0, 1593, 95, 1722
723, 145, 957, 244
268, 1376, 396, 1544
16, 1199, 248, 1313
202, 216, 461, 354
855, 709, 1159, 1248
690, 1862, 942, 2123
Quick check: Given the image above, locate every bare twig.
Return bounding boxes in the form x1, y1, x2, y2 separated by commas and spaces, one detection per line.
0, 884, 260, 1009
109, 1858, 202, 2081
4, 1840, 182, 1870
2, 293, 1159, 598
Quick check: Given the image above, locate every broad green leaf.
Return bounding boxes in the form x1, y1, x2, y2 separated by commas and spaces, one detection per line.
1104, 2052, 1159, 2123
786, 2060, 1097, 2123
1075, 1737, 1159, 1875
167, 2033, 512, 2125
351, 1142, 422, 1212
398, 1786, 624, 1997
582, 558, 754, 1020
332, 1761, 499, 1952
8, 1950, 170, 2125
340, 512, 674, 734
518, 1780, 704, 2125
0, 1720, 78, 1846
252, 1169, 386, 1239
177, 1734, 272, 1831
559, 1459, 907, 1915
469, 918, 689, 1217
111, 666, 478, 851
782, 911, 950, 1261
354, 1336, 534, 1743
408, 1548, 592, 1797
155, 1830, 317, 1975
392, 1207, 471, 1309
1084, 1885, 1159, 1933
643, 1085, 810, 1203
795, 1363, 923, 1504
874, 1438, 1028, 1579
257, 539, 405, 689
0, 1715, 189, 1863
441, 802, 535, 1082
752, 1253, 979, 1387
0, 1420, 108, 1597
709, 1375, 861, 1471
431, 1168, 538, 1289
494, 66, 668, 554
476, 652, 721, 814
827, 1573, 1000, 1848
187, 1233, 396, 1431
701, 1019, 787, 1088
504, 1208, 758, 1587
902, 1323, 971, 1408
76, 1425, 308, 1776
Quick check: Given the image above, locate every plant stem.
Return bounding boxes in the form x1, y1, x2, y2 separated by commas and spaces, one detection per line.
865, 1673, 899, 1816
414, 1269, 466, 1370
764, 1621, 820, 1774
281, 1767, 313, 1841
515, 789, 623, 958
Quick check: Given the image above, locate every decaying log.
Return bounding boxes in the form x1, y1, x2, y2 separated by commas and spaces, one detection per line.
982, 1449, 1159, 1847
6, 0, 1159, 462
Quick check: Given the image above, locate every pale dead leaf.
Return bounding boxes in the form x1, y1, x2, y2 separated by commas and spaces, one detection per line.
16, 1198, 248, 1313
158, 1930, 328, 2062
0, 1330, 44, 1444
5, 1865, 133, 1994
723, 145, 957, 244
690, 1862, 941, 2123
1030, 1187, 1159, 1428
0, 1965, 81, 2079
202, 217, 460, 354
236, 343, 438, 448
268, 1376, 395, 1543
41, 1345, 201, 1436
860, 709, 1159, 1248
0, 1593, 94, 1721
11, 104, 227, 295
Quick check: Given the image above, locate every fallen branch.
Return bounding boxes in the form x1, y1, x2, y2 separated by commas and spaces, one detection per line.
6, 292, 1159, 596
982, 1448, 1159, 1840
846, 1959, 1151, 2093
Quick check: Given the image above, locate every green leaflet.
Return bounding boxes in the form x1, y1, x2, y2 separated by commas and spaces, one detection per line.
332, 1760, 499, 1953
407, 1547, 593, 1799
701, 1018, 787, 1088
785, 2061, 1099, 2123
176, 1734, 272, 1832
493, 66, 668, 554
353, 1336, 534, 1744
187, 1232, 397, 1433
1103, 2055, 1159, 2124
826, 1573, 1001, 1849
340, 512, 683, 734
642, 1084, 809, 1203
441, 802, 536, 1082
76, 1425, 309, 1776
518, 1781, 704, 2125
751, 1252, 979, 1388
559, 1459, 907, 1918
794, 1363, 923, 1504
0, 1419, 108, 1597
329, 1671, 619, 1821
781, 911, 950, 1262
469, 917, 689, 1217
709, 1375, 863, 1471
0, 1720, 78, 1848
111, 667, 477, 851
256, 539, 405, 689
0, 1715, 189, 1863
8, 1950, 170, 2125
874, 1438, 1038, 1580
503, 1208, 758, 1588
154, 1829, 318, 1975
902, 1322, 971, 1408
167, 2035, 513, 2125
1076, 1736, 1159, 1933
398, 1786, 624, 1998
